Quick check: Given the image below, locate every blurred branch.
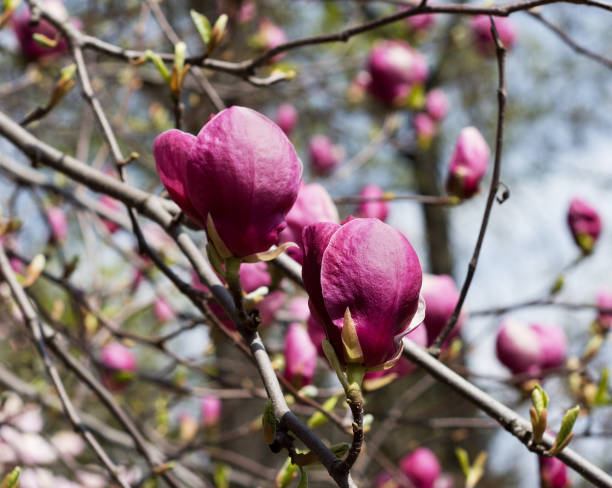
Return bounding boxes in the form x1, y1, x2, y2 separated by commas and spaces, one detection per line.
528, 10, 612, 69
430, 17, 507, 353
402, 339, 612, 488
0, 244, 133, 488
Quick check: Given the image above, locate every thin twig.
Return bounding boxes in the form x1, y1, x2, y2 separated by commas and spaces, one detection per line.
430, 16, 507, 353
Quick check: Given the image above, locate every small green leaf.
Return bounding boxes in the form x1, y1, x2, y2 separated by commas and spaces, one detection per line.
214, 463, 230, 488
60, 63, 77, 81
297, 466, 308, 488
0, 466, 21, 488
307, 395, 338, 428
531, 384, 549, 415
550, 274, 565, 294
550, 405, 580, 455
144, 50, 170, 82
276, 458, 298, 488
174, 42, 187, 74
190, 10, 211, 46
455, 448, 470, 478
32, 32, 57, 48
595, 368, 611, 406
262, 400, 276, 445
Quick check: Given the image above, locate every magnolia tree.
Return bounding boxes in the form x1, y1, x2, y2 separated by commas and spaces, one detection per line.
0, 0, 610, 487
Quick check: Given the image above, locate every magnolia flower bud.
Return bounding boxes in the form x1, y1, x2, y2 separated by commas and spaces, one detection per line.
539, 456, 570, 488
567, 197, 602, 254
400, 447, 441, 488
287, 296, 310, 322
597, 288, 612, 331
12, 0, 74, 60
275, 103, 298, 137
302, 218, 424, 369
446, 127, 490, 199
496, 319, 567, 375
47, 207, 68, 242
414, 113, 437, 148
496, 319, 543, 375
471, 15, 517, 56
375, 472, 399, 488
101, 342, 137, 390
257, 19, 287, 60
308, 135, 344, 175
284, 322, 317, 388
240, 261, 271, 292
153, 297, 175, 323
201, 396, 221, 428
154, 106, 302, 258
366, 40, 428, 105
99, 195, 121, 233
531, 323, 568, 370
279, 183, 340, 263
356, 184, 389, 222
407, 13, 436, 31
421, 274, 466, 347
51, 431, 85, 458
425, 89, 450, 122
258, 290, 286, 326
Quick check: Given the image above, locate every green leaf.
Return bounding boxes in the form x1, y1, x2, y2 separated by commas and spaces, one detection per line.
595, 368, 611, 405
531, 384, 549, 415
0, 467, 20, 488
60, 63, 77, 81
144, 50, 170, 82
174, 42, 187, 74
297, 466, 308, 488
550, 405, 580, 454
276, 458, 298, 488
214, 463, 230, 488
307, 395, 338, 428
455, 448, 471, 478
262, 399, 276, 445
190, 10, 211, 46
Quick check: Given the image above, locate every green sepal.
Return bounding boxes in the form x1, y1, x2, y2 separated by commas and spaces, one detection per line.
276, 458, 298, 488
0, 467, 20, 488
262, 399, 276, 445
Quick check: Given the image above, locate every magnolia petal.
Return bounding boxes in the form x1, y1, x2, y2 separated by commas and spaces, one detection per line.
242, 242, 298, 263
405, 294, 426, 334
206, 214, 233, 259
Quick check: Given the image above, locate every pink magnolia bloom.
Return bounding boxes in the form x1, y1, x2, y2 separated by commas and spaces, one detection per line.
496, 319, 567, 375
240, 261, 271, 292
356, 184, 389, 222
12, 0, 73, 60
99, 195, 121, 233
101, 342, 137, 389
567, 197, 602, 254
597, 288, 612, 331
446, 127, 490, 198
154, 106, 302, 258
434, 476, 455, 488
471, 15, 517, 56
51, 431, 85, 458
47, 206, 68, 242
257, 19, 287, 61
153, 297, 175, 323
279, 182, 340, 263
284, 322, 318, 388
287, 296, 311, 322
308, 135, 344, 175
258, 289, 286, 326
407, 13, 436, 31
420, 274, 466, 346
400, 447, 441, 488
425, 89, 450, 122
414, 113, 437, 147
375, 472, 399, 488
347, 70, 372, 104
366, 40, 428, 105
540, 456, 570, 488
531, 323, 568, 370
307, 314, 327, 357
302, 218, 424, 369
201, 396, 221, 428
275, 103, 298, 137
